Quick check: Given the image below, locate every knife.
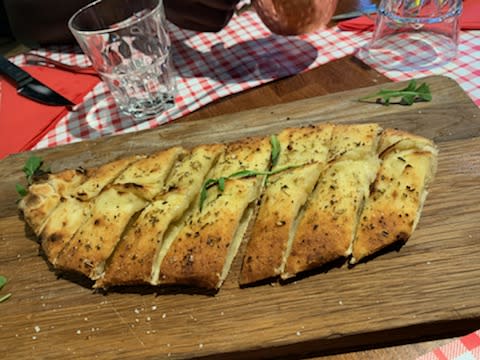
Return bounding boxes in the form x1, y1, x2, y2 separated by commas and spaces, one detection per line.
0, 55, 74, 107
331, 4, 378, 21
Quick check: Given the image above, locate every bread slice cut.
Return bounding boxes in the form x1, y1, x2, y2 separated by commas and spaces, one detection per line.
350, 129, 438, 264
113, 147, 184, 201
240, 163, 324, 284
282, 123, 382, 279
41, 197, 92, 263
158, 136, 271, 289
54, 187, 147, 279
18, 169, 86, 236
239, 124, 333, 285
74, 155, 143, 201
158, 177, 258, 289
97, 144, 224, 287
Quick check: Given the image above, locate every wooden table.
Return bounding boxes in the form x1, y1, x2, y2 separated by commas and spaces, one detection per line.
1, 1, 478, 359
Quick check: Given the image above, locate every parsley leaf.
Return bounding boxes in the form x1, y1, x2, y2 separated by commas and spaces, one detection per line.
359, 79, 432, 106
16, 155, 50, 198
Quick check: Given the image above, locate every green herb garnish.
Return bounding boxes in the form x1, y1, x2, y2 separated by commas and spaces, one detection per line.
199, 165, 300, 210
359, 79, 432, 106
16, 155, 50, 197
270, 135, 281, 168
0, 276, 11, 303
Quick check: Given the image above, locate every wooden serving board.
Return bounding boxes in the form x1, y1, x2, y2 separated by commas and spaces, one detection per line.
1, 75, 479, 360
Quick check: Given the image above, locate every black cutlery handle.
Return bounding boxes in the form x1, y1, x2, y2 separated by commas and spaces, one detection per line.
0, 55, 31, 86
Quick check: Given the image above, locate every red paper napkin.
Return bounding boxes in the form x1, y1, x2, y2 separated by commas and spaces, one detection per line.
337, 0, 480, 31
0, 65, 100, 159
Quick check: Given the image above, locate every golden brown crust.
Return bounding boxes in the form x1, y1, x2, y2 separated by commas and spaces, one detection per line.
55, 187, 147, 279
41, 197, 91, 263
282, 124, 382, 278
239, 124, 334, 285
159, 178, 258, 289
351, 144, 437, 264
19, 169, 86, 235
98, 144, 225, 287
159, 137, 271, 289
240, 164, 323, 284
283, 159, 379, 278
74, 155, 143, 201
113, 147, 185, 201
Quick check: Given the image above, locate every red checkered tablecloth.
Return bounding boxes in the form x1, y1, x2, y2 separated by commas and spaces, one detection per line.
8, 11, 480, 151
417, 330, 480, 360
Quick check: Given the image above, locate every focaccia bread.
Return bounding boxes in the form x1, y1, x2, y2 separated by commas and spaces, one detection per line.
18, 169, 86, 236
17, 123, 437, 291
239, 124, 333, 285
350, 129, 438, 264
282, 124, 382, 279
158, 136, 271, 289
98, 144, 224, 287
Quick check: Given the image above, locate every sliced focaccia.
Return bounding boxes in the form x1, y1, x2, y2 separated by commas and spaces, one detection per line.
41, 197, 91, 263
158, 136, 271, 289
239, 124, 333, 285
74, 155, 143, 201
282, 123, 382, 279
55, 187, 147, 279
113, 147, 184, 201
98, 144, 224, 288
158, 177, 258, 289
18, 169, 86, 236
350, 129, 438, 264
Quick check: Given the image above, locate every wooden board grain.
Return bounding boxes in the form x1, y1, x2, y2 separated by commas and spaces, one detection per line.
0, 75, 479, 360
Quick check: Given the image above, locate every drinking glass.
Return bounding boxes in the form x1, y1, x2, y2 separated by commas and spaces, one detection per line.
69, 0, 176, 120
359, 0, 462, 71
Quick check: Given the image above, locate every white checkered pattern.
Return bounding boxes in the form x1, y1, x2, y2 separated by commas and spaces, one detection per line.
8, 11, 480, 151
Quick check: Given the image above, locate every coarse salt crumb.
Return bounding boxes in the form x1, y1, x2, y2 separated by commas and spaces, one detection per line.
199, 344, 204, 349
134, 308, 140, 314
162, 313, 167, 319
84, 317, 88, 321
426, 261, 432, 265
152, 305, 157, 311
76, 330, 82, 335
32, 336, 37, 340
167, 343, 171, 347
146, 316, 151, 321
34, 326, 41, 333
338, 300, 343, 305
296, 331, 301, 336
135, 318, 140, 323
220, 311, 224, 316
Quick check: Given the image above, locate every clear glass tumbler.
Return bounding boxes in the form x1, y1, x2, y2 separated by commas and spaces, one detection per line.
360, 0, 462, 71
69, 0, 176, 120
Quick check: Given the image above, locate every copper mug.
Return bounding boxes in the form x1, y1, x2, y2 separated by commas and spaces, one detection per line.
253, 0, 339, 35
